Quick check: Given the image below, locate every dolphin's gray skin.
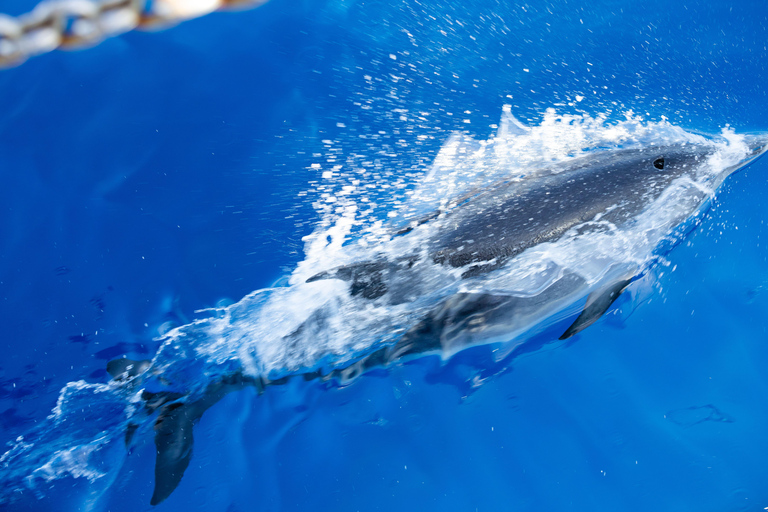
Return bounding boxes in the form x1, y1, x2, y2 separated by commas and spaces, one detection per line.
113, 139, 767, 505
310, 145, 721, 295
430, 148, 696, 273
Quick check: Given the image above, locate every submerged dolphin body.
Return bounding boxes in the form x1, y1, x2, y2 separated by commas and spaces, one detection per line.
110, 138, 768, 505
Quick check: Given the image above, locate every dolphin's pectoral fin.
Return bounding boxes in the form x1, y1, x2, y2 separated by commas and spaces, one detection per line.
150, 402, 199, 506
559, 278, 633, 340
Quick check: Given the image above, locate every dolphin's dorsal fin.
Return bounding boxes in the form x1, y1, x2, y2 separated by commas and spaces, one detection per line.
106, 358, 151, 380
306, 258, 417, 300
559, 278, 633, 340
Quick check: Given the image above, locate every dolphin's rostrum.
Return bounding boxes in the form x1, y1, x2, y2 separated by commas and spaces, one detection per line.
110, 137, 768, 505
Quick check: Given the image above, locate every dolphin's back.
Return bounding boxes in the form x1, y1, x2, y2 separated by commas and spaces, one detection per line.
430, 145, 709, 272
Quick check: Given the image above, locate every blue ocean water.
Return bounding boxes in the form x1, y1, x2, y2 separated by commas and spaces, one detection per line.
2, 0, 768, 511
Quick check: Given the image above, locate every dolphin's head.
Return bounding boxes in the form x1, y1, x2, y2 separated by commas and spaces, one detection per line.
644, 134, 768, 184
644, 144, 715, 179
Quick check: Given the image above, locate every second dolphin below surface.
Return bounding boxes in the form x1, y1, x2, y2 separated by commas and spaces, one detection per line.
116, 128, 768, 505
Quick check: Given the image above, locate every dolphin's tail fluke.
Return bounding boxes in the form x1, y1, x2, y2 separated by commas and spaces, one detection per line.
148, 376, 252, 505
150, 402, 198, 505
105, 358, 253, 506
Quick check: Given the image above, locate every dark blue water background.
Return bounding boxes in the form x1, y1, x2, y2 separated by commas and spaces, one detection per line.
1, 0, 768, 510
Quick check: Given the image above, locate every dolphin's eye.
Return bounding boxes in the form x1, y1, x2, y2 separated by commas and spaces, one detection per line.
653, 157, 665, 170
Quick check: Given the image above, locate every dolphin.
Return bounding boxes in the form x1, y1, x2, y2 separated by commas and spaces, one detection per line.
310, 143, 759, 288
109, 137, 768, 505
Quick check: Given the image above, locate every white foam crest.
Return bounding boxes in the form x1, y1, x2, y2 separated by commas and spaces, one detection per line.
0, 379, 132, 504
31, 437, 109, 483
153, 278, 405, 376
50, 380, 113, 421
291, 204, 360, 285
700, 126, 753, 186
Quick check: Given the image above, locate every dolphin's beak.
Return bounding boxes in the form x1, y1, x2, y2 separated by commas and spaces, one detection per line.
714, 134, 768, 180
741, 134, 768, 166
